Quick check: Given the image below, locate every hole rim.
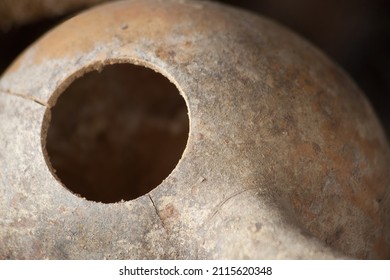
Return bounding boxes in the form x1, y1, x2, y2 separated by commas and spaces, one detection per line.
40, 58, 192, 204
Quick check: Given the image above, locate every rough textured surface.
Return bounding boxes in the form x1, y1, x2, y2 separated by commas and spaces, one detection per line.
1, 0, 390, 259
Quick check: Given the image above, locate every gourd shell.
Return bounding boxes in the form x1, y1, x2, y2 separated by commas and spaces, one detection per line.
0, 0, 389, 259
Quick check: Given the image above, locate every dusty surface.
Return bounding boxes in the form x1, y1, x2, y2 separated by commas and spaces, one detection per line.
1, 0, 390, 259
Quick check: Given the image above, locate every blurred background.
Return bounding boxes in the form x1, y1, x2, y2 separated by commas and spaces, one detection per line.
1, 0, 389, 136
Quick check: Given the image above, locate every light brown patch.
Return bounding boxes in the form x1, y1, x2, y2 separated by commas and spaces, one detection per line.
160, 203, 179, 221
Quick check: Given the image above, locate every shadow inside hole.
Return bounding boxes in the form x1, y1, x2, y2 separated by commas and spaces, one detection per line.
45, 64, 189, 203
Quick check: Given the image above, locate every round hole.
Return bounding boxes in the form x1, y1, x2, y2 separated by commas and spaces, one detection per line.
43, 63, 189, 203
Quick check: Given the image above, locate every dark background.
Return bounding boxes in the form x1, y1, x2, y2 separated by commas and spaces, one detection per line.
1, 0, 389, 136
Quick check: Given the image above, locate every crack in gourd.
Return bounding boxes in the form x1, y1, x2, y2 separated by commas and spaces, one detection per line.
0, 87, 47, 107
147, 194, 168, 232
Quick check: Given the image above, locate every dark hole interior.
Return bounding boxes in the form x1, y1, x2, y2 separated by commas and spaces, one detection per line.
45, 63, 189, 203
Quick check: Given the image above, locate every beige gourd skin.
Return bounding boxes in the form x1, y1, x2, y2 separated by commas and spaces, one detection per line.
0, 0, 389, 259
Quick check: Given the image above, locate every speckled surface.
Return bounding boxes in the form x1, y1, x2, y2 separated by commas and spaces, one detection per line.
1, 0, 389, 259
